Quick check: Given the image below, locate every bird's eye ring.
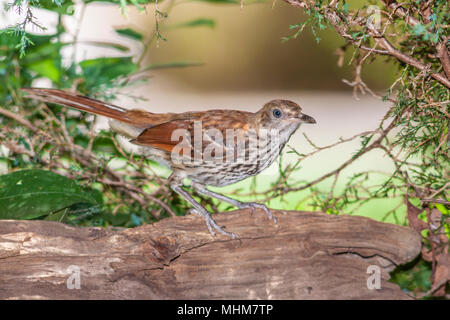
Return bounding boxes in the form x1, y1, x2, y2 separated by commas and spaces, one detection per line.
272, 108, 283, 118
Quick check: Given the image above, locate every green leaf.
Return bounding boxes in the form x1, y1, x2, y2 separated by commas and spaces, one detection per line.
81, 41, 130, 52
0, 30, 55, 57
0, 31, 22, 49
26, 59, 61, 82
435, 203, 448, 215
0, 170, 102, 220
115, 28, 144, 41
342, 3, 349, 14
44, 208, 69, 221
30, 0, 76, 15
169, 18, 215, 29
15, 40, 64, 81
80, 56, 138, 86
142, 61, 204, 71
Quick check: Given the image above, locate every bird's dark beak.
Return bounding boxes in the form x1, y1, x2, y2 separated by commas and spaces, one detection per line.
299, 113, 316, 124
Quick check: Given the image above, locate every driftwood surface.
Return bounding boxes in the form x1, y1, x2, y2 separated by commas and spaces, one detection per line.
0, 210, 421, 299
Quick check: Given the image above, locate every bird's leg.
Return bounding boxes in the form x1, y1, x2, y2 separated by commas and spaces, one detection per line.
192, 183, 277, 224
170, 181, 238, 239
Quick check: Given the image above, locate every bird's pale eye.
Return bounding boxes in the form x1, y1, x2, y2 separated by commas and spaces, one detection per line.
272, 108, 283, 118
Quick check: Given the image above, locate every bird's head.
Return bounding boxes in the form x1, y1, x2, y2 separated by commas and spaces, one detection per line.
255, 99, 316, 133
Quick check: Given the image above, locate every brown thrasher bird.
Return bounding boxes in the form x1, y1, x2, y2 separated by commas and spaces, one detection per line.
22, 88, 316, 238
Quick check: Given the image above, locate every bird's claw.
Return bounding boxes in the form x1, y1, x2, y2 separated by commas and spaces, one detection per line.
188, 209, 239, 239
238, 202, 277, 224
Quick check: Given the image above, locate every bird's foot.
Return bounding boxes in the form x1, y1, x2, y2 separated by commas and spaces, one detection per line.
188, 208, 239, 239
236, 202, 277, 224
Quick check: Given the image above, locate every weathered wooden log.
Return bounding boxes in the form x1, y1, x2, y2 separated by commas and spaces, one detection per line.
0, 210, 421, 299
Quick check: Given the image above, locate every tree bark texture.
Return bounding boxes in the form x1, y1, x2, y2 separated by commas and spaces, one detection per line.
0, 210, 421, 299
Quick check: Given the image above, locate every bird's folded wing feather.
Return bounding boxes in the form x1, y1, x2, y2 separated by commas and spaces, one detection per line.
131, 119, 194, 153
131, 110, 253, 156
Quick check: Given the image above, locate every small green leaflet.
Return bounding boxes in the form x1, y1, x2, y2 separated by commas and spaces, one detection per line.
115, 28, 144, 41
0, 170, 102, 220
169, 19, 215, 29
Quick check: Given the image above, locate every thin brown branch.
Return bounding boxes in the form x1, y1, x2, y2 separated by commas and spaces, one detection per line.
0, 106, 39, 132
380, 0, 420, 28
416, 277, 450, 299
275, 113, 399, 196
420, 198, 450, 205
98, 178, 176, 218
436, 36, 450, 80
369, 26, 450, 88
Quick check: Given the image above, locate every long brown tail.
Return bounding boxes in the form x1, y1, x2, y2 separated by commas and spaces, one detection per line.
22, 88, 134, 124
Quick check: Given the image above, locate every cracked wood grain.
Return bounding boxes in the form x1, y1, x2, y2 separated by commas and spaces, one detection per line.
0, 210, 421, 299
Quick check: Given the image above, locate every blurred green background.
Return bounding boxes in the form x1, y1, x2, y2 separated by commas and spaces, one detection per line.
70, 0, 396, 91
140, 1, 396, 91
